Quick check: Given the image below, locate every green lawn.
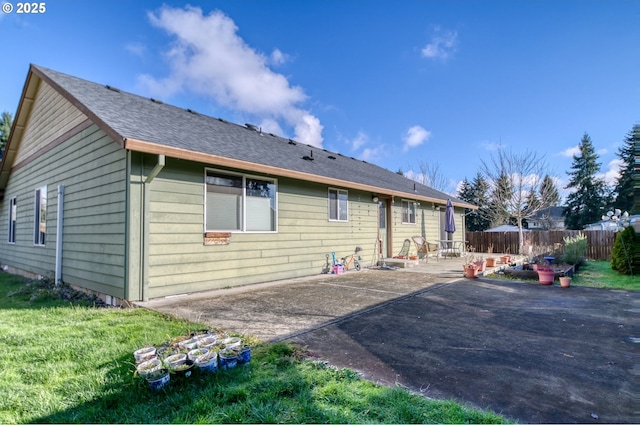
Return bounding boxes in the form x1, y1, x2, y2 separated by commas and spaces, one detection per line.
572, 260, 639, 290
0, 273, 507, 424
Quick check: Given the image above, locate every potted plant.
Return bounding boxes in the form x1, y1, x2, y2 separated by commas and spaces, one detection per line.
485, 244, 496, 267
559, 275, 571, 288
463, 257, 480, 278
145, 367, 170, 390
238, 344, 252, 364
536, 266, 555, 285
195, 350, 219, 373
219, 348, 239, 370
474, 256, 487, 272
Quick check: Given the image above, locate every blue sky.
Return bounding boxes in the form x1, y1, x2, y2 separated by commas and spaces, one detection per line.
1, 0, 639, 197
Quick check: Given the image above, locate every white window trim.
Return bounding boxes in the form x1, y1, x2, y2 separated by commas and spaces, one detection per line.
328, 188, 349, 222
8, 196, 16, 244
204, 168, 278, 233
401, 199, 417, 225
34, 186, 47, 246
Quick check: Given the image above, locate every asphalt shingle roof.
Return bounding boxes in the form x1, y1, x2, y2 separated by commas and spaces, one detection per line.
33, 65, 474, 208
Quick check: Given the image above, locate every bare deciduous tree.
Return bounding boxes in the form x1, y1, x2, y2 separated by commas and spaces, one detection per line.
481, 147, 557, 254
411, 161, 449, 192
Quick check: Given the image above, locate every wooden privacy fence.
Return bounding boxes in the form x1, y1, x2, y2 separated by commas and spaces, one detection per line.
465, 230, 616, 260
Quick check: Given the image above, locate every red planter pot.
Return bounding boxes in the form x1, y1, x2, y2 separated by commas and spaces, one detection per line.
537, 268, 555, 285
474, 260, 487, 272
464, 265, 479, 278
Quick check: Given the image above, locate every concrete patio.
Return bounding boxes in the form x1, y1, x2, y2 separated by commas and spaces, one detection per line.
137, 260, 639, 423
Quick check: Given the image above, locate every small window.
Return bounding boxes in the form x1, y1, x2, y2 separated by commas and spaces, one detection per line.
401, 200, 416, 224
328, 188, 348, 221
205, 170, 276, 232
8, 197, 16, 243
34, 186, 47, 245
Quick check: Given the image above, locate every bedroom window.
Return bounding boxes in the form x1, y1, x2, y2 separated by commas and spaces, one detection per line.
328, 188, 348, 221
34, 186, 47, 245
205, 170, 276, 232
8, 197, 16, 243
401, 200, 416, 224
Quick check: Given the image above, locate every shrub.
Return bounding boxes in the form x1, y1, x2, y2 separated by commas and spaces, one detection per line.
611, 226, 640, 275
563, 232, 587, 265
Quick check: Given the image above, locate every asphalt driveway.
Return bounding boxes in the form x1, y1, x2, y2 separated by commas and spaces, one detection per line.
139, 269, 639, 424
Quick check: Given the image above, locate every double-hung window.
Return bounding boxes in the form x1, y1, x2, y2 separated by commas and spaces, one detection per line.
8, 197, 16, 243
328, 188, 348, 221
205, 170, 276, 232
401, 200, 416, 224
34, 186, 47, 245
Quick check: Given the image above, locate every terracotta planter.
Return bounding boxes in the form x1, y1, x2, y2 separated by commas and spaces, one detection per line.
464, 264, 479, 278
500, 255, 511, 264
537, 267, 555, 285
474, 260, 487, 272
559, 276, 571, 288
486, 257, 496, 267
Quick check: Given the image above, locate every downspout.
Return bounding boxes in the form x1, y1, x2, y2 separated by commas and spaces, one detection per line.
145, 155, 166, 184
142, 154, 165, 301
55, 185, 64, 285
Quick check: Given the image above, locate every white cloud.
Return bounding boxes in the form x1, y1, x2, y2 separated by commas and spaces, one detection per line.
360, 146, 384, 162
257, 118, 284, 136
481, 141, 503, 151
600, 158, 622, 186
269, 48, 289, 66
560, 145, 581, 157
403, 125, 431, 151
139, 6, 323, 147
125, 42, 147, 57
421, 28, 458, 61
349, 131, 368, 151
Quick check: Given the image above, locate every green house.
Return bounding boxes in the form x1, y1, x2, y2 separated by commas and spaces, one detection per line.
0, 65, 475, 304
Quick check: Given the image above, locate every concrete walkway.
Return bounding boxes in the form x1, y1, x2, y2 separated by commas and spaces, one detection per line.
137, 257, 639, 423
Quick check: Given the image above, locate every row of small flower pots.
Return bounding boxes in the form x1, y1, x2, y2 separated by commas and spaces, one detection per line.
464, 255, 514, 278
134, 330, 251, 390
464, 256, 571, 287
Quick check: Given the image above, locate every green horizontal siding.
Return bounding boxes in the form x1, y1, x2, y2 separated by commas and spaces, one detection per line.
0, 121, 127, 296
140, 158, 383, 298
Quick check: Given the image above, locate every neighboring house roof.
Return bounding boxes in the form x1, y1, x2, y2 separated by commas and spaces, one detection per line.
484, 224, 529, 232
0, 64, 476, 209
583, 215, 640, 231
583, 221, 619, 231
531, 206, 564, 220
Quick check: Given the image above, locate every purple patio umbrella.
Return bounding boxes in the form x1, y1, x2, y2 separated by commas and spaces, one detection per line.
445, 199, 456, 234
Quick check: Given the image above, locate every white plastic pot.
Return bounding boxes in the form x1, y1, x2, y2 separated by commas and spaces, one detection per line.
133, 346, 156, 363
136, 358, 162, 376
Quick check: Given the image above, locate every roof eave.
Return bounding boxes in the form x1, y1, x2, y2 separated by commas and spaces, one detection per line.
0, 66, 40, 198
124, 137, 477, 209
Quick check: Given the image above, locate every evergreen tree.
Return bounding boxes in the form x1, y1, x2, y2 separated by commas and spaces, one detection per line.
539, 175, 560, 206
612, 124, 640, 214
0, 112, 12, 160
489, 171, 513, 227
563, 133, 609, 229
457, 173, 491, 231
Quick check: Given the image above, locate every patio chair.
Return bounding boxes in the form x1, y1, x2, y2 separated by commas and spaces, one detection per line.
394, 239, 411, 259
412, 236, 439, 263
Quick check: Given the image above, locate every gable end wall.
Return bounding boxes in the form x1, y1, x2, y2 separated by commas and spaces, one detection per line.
0, 81, 127, 297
